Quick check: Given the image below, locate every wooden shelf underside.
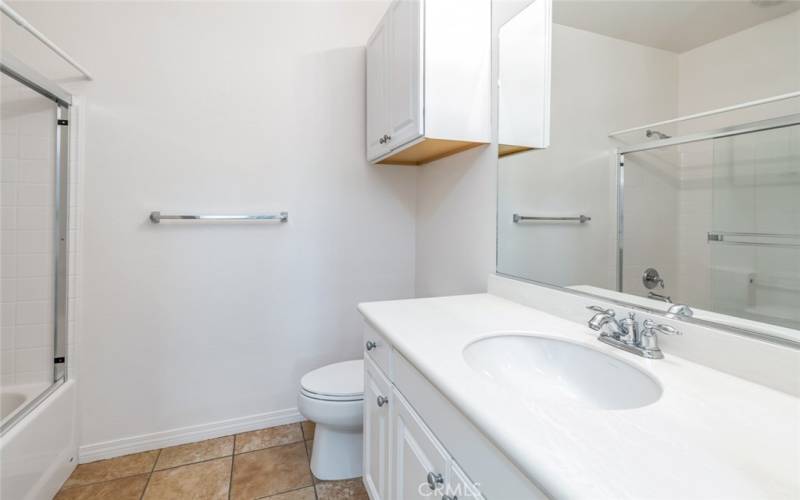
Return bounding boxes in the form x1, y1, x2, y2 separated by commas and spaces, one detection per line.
498, 144, 534, 158
378, 138, 487, 166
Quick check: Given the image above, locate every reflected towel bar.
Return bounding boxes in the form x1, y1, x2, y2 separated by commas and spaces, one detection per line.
708, 231, 800, 248
149, 212, 288, 224
513, 214, 591, 223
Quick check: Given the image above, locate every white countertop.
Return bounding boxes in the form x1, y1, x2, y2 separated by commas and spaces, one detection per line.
358, 293, 800, 500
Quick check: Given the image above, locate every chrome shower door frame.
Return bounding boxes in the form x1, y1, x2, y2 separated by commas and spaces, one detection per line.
0, 54, 72, 435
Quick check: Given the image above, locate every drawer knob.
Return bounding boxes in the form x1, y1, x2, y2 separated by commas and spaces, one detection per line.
376, 395, 389, 407
365, 340, 377, 351
426, 472, 444, 491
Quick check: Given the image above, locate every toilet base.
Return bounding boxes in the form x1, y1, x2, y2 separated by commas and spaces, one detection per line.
310, 425, 363, 480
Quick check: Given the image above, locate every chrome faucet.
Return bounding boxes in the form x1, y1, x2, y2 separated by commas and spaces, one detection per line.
586, 306, 681, 359
666, 303, 694, 319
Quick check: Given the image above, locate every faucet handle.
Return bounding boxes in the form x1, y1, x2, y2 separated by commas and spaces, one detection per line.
586, 305, 614, 316
642, 319, 682, 336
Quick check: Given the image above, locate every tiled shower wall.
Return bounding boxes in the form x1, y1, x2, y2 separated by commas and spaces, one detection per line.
1, 78, 57, 386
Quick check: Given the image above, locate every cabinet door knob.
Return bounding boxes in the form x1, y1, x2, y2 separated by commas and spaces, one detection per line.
376, 395, 389, 407
426, 472, 444, 490
365, 340, 377, 351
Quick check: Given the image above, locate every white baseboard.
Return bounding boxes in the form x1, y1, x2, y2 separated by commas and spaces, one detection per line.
78, 407, 304, 464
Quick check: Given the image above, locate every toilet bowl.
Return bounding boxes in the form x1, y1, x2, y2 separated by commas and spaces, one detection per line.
297, 359, 364, 480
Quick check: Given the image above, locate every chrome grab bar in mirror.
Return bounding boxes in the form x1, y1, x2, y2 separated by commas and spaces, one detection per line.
513, 214, 591, 223
149, 212, 288, 224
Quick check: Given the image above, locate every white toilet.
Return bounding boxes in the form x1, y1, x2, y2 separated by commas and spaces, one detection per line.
297, 359, 364, 480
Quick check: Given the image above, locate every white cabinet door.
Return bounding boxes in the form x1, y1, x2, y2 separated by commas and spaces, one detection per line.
387, 0, 423, 150
366, 15, 390, 161
364, 358, 392, 500
497, 0, 552, 149
446, 462, 485, 500
391, 389, 449, 500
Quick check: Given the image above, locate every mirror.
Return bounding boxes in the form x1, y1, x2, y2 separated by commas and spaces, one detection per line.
496, 0, 800, 344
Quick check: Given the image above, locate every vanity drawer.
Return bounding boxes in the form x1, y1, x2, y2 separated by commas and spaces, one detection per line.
363, 322, 392, 378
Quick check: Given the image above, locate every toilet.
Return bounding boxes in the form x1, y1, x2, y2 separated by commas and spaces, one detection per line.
297, 359, 364, 480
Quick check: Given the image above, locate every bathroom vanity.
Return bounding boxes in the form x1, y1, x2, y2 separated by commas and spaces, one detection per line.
359, 275, 800, 500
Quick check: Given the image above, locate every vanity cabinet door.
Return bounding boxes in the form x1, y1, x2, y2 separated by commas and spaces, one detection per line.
446, 462, 485, 500
386, 0, 424, 151
390, 389, 449, 500
366, 14, 391, 161
364, 358, 392, 500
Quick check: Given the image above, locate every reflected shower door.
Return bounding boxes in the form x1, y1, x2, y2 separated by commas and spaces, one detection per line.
1, 71, 62, 429
710, 123, 800, 329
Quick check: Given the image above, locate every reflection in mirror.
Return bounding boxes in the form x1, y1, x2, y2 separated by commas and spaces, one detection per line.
496, 0, 800, 343
498, 0, 551, 156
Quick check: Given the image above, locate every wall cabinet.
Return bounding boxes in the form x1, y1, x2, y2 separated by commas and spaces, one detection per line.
366, 0, 491, 166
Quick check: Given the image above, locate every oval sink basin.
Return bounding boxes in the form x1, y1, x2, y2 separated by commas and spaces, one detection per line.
463, 333, 661, 410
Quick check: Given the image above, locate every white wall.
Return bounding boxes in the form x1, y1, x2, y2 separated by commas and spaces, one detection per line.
1, 76, 58, 387
8, 1, 417, 457
414, 146, 496, 297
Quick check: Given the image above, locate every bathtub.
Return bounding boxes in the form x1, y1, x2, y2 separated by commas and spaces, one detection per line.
0, 380, 78, 500
1, 382, 51, 427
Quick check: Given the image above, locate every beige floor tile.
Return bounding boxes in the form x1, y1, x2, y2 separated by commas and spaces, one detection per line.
62, 450, 159, 488
235, 423, 303, 454
265, 486, 317, 500
315, 478, 369, 500
54, 474, 149, 500
301, 421, 315, 440
142, 457, 231, 500
230, 442, 312, 500
304, 440, 313, 457
155, 435, 233, 470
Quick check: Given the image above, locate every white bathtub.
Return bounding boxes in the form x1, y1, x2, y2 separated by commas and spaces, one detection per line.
1, 382, 51, 427
0, 380, 78, 500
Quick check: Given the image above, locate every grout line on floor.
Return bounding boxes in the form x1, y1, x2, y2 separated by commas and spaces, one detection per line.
253, 483, 318, 500
228, 435, 236, 500
138, 448, 161, 500
148, 453, 235, 474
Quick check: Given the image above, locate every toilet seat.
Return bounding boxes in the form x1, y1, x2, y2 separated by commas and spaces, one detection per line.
300, 359, 364, 402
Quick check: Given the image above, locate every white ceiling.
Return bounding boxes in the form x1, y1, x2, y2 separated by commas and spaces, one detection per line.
553, 0, 800, 53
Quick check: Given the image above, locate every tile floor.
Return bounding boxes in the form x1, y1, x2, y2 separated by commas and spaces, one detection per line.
55, 422, 369, 500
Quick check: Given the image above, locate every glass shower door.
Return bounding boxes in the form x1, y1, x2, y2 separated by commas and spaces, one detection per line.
1, 70, 67, 431
710, 123, 800, 330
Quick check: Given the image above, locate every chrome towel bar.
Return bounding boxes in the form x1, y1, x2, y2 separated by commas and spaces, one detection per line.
707, 231, 799, 248
513, 214, 591, 223
149, 212, 288, 224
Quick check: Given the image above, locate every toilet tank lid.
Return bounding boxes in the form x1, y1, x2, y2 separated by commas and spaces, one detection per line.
301, 359, 364, 397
